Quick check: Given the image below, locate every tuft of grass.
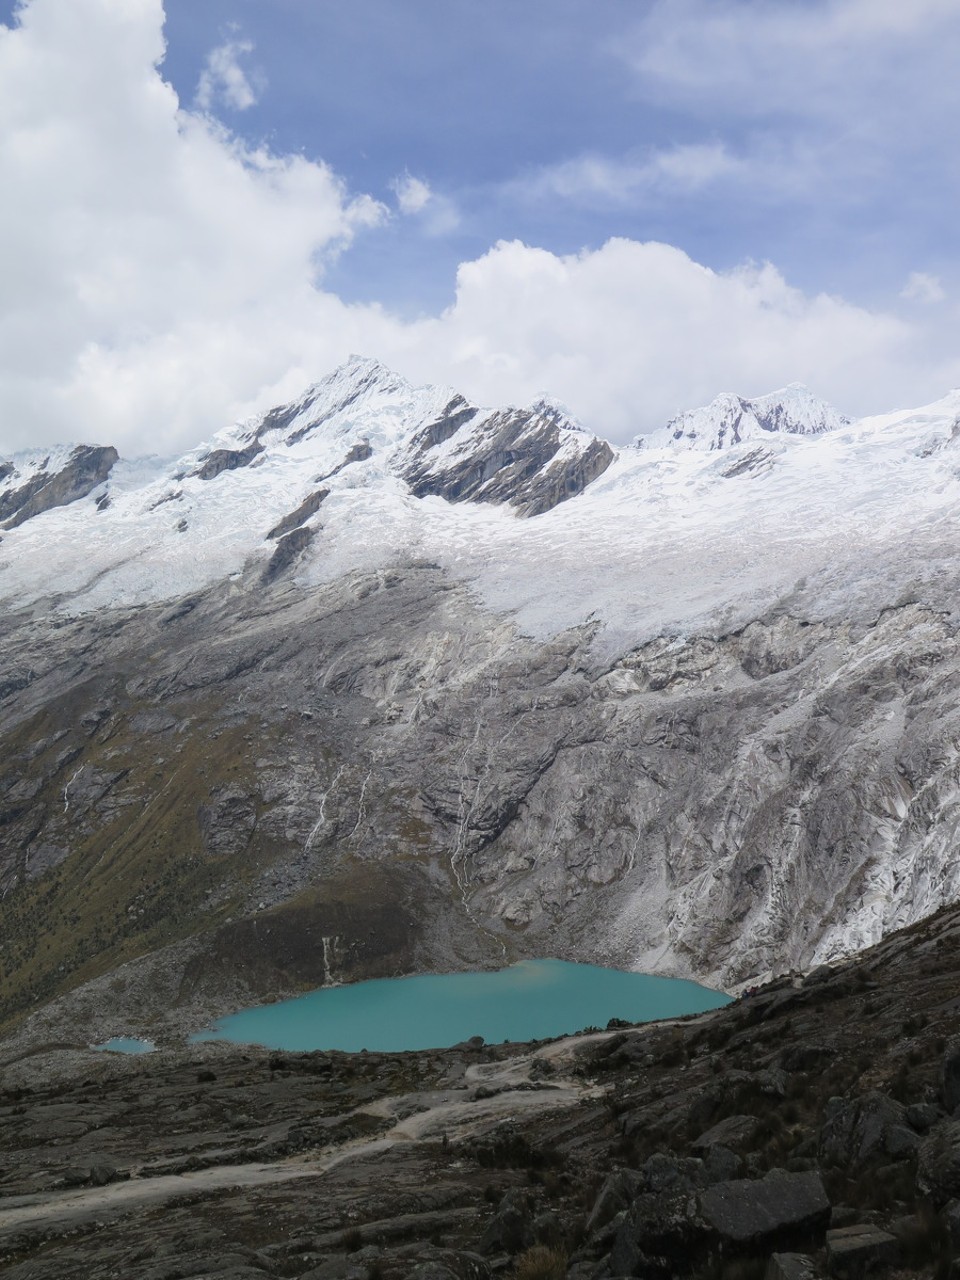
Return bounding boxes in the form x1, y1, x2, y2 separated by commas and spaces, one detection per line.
512, 1245, 569, 1280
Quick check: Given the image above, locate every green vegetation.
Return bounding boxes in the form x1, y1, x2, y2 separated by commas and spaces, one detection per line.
0, 690, 286, 1030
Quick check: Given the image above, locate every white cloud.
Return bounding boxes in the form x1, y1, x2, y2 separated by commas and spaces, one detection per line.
0, 0, 956, 457
392, 171, 432, 215
609, 0, 960, 210
390, 170, 460, 236
901, 272, 946, 305
195, 35, 261, 113
395, 240, 956, 440
515, 143, 741, 206
0, 0, 384, 455
618, 0, 960, 119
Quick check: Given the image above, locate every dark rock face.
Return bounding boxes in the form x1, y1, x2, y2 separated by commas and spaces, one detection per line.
266, 489, 328, 541
586, 1168, 645, 1231
941, 1035, 960, 1112
766, 1254, 820, 1280
819, 1092, 920, 1169
197, 786, 257, 858
195, 442, 264, 480
317, 441, 373, 482
722, 445, 776, 478
692, 1113, 760, 1154
413, 396, 481, 452
698, 1170, 831, 1247
824, 1224, 900, 1275
262, 526, 316, 581
918, 1121, 960, 1206
608, 1189, 706, 1276
179, 889, 418, 996
1, 445, 118, 529
477, 1188, 534, 1254
401, 407, 614, 517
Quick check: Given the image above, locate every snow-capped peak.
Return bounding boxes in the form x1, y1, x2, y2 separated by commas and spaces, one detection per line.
527, 395, 585, 433
640, 384, 850, 452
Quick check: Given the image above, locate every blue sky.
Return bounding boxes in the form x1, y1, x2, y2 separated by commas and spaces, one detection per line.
0, 0, 957, 452
153, 0, 957, 313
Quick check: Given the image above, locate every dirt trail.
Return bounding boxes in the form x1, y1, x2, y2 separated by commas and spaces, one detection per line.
0, 1032, 610, 1247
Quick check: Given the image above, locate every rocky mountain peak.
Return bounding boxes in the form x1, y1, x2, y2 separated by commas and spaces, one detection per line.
396, 394, 614, 518
640, 384, 850, 452
202, 360, 616, 520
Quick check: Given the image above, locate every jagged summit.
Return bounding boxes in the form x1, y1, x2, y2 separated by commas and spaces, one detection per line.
187, 357, 616, 521
641, 383, 850, 452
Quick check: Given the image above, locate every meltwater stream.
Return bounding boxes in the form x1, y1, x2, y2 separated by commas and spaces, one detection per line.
191, 959, 730, 1052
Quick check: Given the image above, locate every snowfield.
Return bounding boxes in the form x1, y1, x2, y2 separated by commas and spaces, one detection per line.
3, 357, 960, 662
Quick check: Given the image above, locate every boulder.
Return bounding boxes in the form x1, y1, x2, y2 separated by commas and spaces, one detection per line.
298, 1261, 372, 1280
641, 1152, 706, 1194
766, 1254, 821, 1280
918, 1121, 960, 1206
942, 1198, 960, 1249
586, 1169, 644, 1232
906, 1101, 942, 1133
691, 1114, 760, 1153
608, 1190, 706, 1278
781, 1044, 834, 1072
61, 1155, 125, 1187
824, 1224, 899, 1277
699, 1169, 831, 1247
704, 1145, 745, 1184
819, 1093, 919, 1168
942, 1035, 960, 1113
478, 1188, 534, 1255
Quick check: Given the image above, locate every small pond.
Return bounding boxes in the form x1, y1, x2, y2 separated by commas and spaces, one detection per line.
191, 958, 730, 1053
94, 1036, 156, 1055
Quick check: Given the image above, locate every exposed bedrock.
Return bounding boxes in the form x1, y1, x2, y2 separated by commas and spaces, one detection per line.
2, 561, 960, 1032
0, 444, 119, 529
400, 402, 615, 516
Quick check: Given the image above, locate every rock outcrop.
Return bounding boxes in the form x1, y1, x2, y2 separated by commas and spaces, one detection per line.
0, 444, 118, 528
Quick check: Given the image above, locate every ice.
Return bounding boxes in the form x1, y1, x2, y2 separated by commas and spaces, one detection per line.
2, 364, 960, 673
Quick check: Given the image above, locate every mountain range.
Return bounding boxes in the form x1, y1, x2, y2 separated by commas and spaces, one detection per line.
3, 355, 960, 1041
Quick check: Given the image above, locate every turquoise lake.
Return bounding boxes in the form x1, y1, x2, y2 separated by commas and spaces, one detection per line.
191, 959, 730, 1053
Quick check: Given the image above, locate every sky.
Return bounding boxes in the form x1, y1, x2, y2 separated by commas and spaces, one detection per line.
0, 0, 958, 454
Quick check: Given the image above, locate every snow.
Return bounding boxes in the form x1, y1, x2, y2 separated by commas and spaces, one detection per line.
3, 364, 960, 670
642, 383, 850, 453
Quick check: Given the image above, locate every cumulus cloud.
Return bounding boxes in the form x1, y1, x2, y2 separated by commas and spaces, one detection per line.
0, 0, 384, 455
398, 239, 956, 440
0, 0, 957, 457
195, 35, 262, 113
